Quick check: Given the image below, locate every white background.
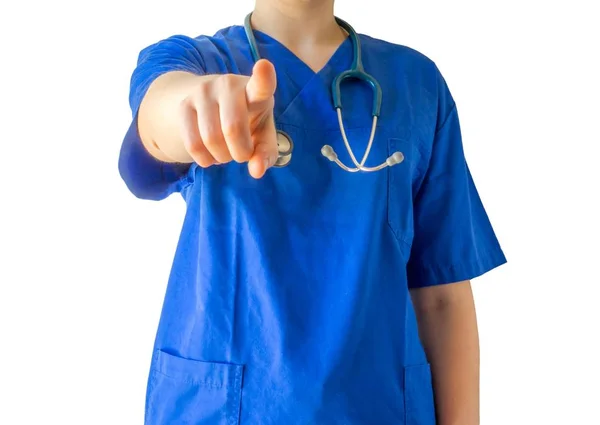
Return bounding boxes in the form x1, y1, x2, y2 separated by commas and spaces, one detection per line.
1, 0, 598, 424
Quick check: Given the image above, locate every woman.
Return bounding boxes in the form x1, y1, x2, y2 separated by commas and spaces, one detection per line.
118, 0, 506, 424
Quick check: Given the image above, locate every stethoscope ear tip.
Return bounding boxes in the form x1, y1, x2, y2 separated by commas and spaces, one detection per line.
321, 145, 337, 161
387, 151, 405, 166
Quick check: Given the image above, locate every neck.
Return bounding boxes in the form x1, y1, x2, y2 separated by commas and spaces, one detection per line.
252, 0, 343, 48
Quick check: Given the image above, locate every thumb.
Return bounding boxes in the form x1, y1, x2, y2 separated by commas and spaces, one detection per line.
245, 59, 277, 105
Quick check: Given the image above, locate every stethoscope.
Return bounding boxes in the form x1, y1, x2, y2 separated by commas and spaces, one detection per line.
244, 13, 404, 172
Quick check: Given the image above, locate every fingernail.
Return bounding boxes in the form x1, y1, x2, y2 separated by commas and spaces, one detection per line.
264, 157, 271, 169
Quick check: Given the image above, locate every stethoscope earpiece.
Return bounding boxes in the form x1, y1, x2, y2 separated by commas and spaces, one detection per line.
321, 145, 337, 161
321, 143, 404, 173
387, 152, 404, 166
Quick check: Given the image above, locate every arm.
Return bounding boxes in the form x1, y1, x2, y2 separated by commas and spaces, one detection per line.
410, 281, 480, 425
119, 35, 278, 200
118, 35, 209, 200
405, 63, 505, 425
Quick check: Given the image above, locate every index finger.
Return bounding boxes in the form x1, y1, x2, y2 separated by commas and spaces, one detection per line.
245, 59, 277, 106
248, 113, 278, 179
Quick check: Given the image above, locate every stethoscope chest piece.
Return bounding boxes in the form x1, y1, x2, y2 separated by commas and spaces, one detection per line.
273, 130, 293, 167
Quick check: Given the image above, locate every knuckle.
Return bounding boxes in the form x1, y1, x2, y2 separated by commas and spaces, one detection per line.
194, 81, 213, 98
179, 97, 193, 115
217, 74, 240, 92
179, 96, 189, 109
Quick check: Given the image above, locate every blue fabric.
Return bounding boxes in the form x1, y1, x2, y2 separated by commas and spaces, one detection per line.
119, 25, 506, 425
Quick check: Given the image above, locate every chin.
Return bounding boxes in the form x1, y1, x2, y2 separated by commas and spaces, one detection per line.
285, 0, 330, 5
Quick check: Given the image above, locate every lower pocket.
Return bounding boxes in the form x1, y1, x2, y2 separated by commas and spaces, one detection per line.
145, 350, 244, 425
404, 363, 436, 425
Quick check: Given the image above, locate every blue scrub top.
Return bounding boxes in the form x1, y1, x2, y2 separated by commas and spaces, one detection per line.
119, 24, 506, 425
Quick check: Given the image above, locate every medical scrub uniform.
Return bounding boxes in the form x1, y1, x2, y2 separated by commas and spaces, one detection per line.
119, 24, 506, 425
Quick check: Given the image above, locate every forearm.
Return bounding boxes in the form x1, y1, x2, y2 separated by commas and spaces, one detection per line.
411, 282, 480, 425
138, 71, 213, 163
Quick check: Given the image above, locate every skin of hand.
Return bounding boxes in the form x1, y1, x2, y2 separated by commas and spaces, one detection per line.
179, 59, 279, 179
138, 59, 279, 179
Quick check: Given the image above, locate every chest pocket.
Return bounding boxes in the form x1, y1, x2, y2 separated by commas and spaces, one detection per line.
321, 126, 416, 250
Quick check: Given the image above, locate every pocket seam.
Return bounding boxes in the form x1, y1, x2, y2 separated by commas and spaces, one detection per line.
154, 350, 243, 390
228, 366, 244, 425
153, 369, 225, 390
387, 137, 414, 248
146, 350, 244, 425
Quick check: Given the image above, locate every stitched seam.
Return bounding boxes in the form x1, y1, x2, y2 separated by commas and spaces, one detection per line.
411, 247, 503, 273
434, 101, 457, 135
152, 369, 224, 390
387, 137, 415, 248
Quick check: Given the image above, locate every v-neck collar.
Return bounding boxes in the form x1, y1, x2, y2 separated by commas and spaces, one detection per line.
229, 25, 352, 80
224, 25, 355, 129
251, 28, 351, 76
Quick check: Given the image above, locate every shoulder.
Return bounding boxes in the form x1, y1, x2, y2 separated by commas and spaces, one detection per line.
136, 26, 249, 74
137, 26, 234, 56
359, 34, 454, 112
360, 35, 438, 72
358, 34, 448, 95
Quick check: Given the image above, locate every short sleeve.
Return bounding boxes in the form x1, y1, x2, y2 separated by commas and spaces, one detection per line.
406, 67, 506, 288
118, 35, 206, 200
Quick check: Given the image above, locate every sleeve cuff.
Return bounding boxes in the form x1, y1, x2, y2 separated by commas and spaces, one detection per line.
407, 248, 507, 289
